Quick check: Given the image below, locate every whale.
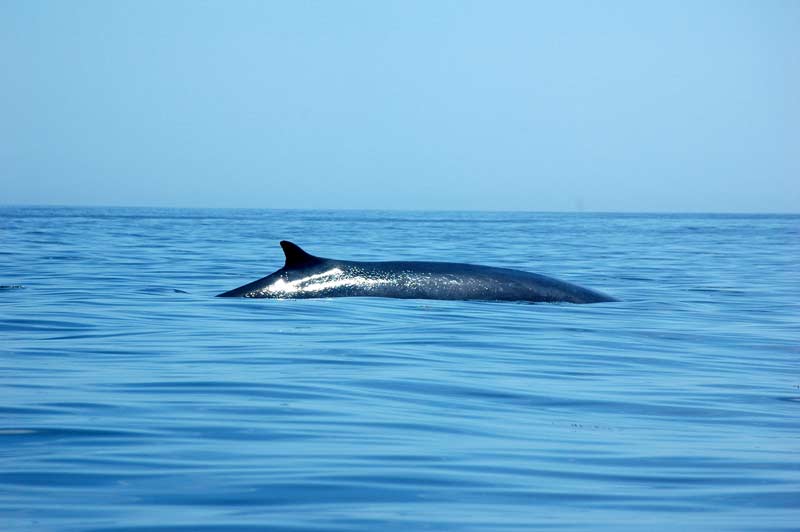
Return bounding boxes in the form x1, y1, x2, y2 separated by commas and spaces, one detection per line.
217, 241, 616, 304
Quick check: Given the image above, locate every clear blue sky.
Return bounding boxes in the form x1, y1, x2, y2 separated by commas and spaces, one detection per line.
1, 1, 797, 212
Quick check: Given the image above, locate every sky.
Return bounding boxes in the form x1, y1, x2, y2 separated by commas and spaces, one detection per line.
0, 0, 797, 212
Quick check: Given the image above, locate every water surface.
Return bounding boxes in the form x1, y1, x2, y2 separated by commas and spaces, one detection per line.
1, 207, 798, 531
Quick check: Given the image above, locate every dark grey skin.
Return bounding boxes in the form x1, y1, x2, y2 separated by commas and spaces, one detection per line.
218, 241, 616, 304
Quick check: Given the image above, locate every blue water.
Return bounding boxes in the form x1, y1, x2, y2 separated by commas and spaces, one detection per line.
1, 207, 798, 531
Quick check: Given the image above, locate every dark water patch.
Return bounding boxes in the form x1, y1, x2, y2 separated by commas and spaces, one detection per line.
1, 318, 92, 332
44, 330, 158, 341
0, 471, 160, 488
110, 381, 334, 401
0, 426, 150, 446
134, 287, 191, 295
88, 526, 346, 532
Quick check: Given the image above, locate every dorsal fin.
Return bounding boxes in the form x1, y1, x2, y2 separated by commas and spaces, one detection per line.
280, 241, 322, 269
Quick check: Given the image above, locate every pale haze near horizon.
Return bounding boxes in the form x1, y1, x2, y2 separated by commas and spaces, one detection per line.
1, 1, 797, 213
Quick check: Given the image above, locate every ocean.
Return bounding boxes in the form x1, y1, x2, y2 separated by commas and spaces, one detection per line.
1, 207, 798, 531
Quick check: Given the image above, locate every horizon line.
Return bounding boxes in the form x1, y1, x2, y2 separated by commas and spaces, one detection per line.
1, 203, 798, 216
